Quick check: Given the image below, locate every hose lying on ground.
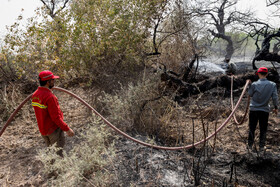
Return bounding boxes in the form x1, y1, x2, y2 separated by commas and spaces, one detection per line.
230, 75, 250, 125
0, 80, 250, 150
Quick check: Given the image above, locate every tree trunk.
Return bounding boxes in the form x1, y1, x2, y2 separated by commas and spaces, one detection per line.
182, 54, 198, 82
224, 36, 234, 62
208, 29, 234, 63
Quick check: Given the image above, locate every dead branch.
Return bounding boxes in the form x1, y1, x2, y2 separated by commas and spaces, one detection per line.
40, 0, 70, 18
252, 28, 280, 69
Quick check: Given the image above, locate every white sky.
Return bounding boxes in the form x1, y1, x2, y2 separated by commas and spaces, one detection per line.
0, 0, 279, 41
236, 0, 280, 26
0, 0, 42, 38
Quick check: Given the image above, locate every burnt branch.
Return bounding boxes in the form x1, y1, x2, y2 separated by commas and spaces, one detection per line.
161, 68, 279, 101
182, 54, 198, 82
252, 28, 280, 69
272, 39, 280, 54
151, 18, 161, 56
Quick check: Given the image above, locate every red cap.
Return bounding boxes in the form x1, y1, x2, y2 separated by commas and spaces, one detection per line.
39, 70, 59, 81
256, 67, 268, 75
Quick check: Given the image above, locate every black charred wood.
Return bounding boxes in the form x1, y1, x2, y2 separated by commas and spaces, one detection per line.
161, 68, 279, 101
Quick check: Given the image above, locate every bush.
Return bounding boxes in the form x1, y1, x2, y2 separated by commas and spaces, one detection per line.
99, 74, 160, 130
37, 116, 115, 186
0, 84, 26, 123
99, 73, 189, 145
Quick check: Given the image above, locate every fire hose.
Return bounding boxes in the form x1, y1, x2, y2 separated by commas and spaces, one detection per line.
0, 80, 250, 150
230, 75, 250, 125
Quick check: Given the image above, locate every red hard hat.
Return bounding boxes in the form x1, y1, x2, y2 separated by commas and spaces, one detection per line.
39, 70, 59, 81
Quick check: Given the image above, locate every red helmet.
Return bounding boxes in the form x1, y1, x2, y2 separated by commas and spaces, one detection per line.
39, 70, 59, 81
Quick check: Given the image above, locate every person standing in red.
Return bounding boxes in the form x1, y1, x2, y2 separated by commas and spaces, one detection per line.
32, 70, 74, 155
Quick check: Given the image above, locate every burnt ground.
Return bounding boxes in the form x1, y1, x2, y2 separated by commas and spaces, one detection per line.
1, 61, 280, 186
110, 131, 280, 187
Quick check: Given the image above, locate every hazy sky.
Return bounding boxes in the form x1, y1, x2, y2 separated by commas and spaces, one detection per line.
0, 0, 279, 40
0, 0, 41, 37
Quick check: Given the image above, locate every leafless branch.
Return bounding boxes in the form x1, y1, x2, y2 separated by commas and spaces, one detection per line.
40, 0, 70, 18
266, 0, 280, 6
251, 27, 280, 69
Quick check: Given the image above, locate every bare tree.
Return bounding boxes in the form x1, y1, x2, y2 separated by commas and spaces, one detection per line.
191, 0, 253, 63
246, 21, 280, 69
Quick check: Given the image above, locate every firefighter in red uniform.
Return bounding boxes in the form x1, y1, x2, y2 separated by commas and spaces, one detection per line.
32, 70, 74, 156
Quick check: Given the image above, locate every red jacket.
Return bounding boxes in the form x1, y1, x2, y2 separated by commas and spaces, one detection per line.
32, 87, 70, 135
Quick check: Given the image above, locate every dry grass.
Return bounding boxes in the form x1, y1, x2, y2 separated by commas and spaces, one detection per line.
99, 73, 160, 131
0, 82, 35, 130
0, 84, 27, 123
37, 115, 115, 186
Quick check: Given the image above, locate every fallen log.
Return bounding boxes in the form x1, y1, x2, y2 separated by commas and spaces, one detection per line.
161, 68, 279, 100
